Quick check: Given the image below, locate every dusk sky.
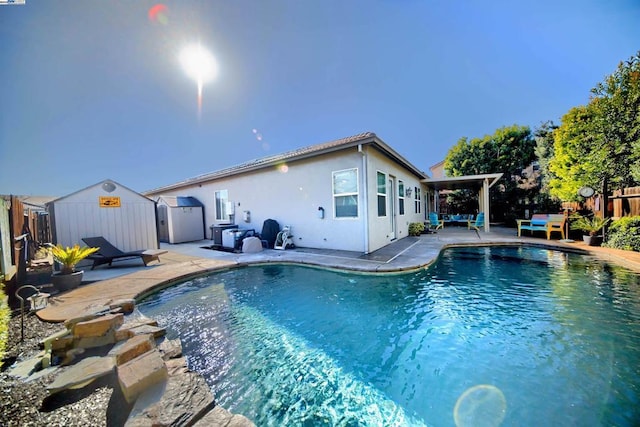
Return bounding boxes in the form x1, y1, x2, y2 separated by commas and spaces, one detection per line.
1, 1, 638, 197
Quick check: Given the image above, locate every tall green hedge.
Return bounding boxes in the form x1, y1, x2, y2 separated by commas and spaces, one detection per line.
0, 282, 9, 369
604, 216, 640, 252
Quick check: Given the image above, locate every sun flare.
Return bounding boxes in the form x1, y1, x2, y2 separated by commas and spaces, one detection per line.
179, 43, 218, 114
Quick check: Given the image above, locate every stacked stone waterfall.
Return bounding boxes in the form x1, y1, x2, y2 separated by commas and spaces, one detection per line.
32, 299, 254, 426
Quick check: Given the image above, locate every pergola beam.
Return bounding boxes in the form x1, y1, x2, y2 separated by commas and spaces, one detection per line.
422, 173, 503, 233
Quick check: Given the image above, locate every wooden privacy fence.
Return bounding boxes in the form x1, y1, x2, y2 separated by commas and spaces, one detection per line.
561, 186, 640, 218
611, 186, 640, 218
1, 196, 52, 300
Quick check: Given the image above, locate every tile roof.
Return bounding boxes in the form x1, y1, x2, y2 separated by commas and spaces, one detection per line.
145, 132, 426, 194
189, 131, 376, 179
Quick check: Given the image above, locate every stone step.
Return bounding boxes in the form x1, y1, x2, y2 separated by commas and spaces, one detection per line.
47, 356, 116, 394
73, 313, 124, 338
108, 334, 155, 366
117, 348, 168, 403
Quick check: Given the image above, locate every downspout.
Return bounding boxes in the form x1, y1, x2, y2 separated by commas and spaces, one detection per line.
359, 144, 369, 254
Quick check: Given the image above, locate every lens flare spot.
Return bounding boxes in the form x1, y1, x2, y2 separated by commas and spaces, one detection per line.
261, 142, 270, 151
454, 384, 506, 427
252, 128, 263, 141
148, 4, 169, 25
277, 163, 289, 173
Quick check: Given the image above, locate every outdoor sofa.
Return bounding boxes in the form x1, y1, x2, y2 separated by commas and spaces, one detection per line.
516, 214, 566, 240
442, 214, 475, 226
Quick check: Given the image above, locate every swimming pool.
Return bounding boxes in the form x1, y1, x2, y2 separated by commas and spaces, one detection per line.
138, 246, 640, 426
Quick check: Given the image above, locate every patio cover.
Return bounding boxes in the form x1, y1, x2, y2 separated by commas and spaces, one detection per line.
422, 173, 503, 232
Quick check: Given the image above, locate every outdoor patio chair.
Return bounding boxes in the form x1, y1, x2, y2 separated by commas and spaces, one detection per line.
81, 236, 166, 269
428, 212, 444, 230
468, 212, 485, 232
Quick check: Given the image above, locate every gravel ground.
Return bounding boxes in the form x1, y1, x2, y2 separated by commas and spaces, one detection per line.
1, 311, 119, 426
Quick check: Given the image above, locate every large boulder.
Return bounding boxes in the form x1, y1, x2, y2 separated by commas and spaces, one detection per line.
194, 406, 255, 427
125, 370, 215, 426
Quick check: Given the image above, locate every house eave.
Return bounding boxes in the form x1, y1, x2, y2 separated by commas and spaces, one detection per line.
145, 132, 429, 195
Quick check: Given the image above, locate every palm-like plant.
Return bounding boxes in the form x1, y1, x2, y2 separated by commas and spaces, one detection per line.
48, 244, 99, 275
570, 214, 611, 236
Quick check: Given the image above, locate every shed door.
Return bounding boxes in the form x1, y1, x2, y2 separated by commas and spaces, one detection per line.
157, 205, 169, 243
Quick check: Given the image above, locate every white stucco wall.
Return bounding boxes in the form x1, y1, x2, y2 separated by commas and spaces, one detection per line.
364, 146, 426, 252
49, 181, 158, 253
147, 145, 427, 253
148, 149, 368, 252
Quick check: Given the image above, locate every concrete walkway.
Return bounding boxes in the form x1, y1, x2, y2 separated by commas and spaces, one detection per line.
37, 226, 640, 323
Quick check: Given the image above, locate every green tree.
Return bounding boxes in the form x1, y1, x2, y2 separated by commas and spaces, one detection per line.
444, 124, 537, 222
549, 52, 640, 201
591, 52, 640, 187
532, 121, 563, 213
533, 120, 558, 193
548, 104, 599, 201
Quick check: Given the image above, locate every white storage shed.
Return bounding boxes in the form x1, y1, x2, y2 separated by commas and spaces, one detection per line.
156, 196, 205, 243
47, 179, 158, 253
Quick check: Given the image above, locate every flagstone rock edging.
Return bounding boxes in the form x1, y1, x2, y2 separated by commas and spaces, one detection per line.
20, 296, 255, 426
37, 259, 239, 323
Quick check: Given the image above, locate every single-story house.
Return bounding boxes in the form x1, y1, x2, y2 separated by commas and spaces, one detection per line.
145, 132, 502, 252
145, 132, 430, 253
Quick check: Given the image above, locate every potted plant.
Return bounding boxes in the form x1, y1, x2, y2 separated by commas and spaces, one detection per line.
570, 214, 610, 246
48, 244, 99, 291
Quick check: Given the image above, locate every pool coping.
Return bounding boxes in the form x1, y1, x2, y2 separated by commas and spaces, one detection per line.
36, 229, 640, 323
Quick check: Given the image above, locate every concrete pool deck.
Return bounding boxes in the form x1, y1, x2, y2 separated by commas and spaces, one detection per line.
37, 226, 640, 323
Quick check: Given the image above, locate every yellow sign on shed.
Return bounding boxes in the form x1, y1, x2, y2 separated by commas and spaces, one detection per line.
99, 196, 121, 207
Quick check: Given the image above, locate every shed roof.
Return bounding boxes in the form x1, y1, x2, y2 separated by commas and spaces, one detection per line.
47, 179, 153, 205
145, 132, 428, 194
157, 196, 204, 208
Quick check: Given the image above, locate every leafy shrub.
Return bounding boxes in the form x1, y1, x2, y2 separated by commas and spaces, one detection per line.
603, 216, 640, 252
570, 214, 610, 236
0, 282, 9, 369
408, 222, 425, 236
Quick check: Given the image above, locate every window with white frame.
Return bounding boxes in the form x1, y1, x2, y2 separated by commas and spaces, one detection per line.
414, 187, 421, 214
333, 168, 358, 218
398, 181, 405, 215
215, 190, 229, 221
377, 171, 387, 217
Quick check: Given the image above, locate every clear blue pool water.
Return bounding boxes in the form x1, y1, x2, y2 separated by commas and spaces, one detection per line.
138, 246, 640, 426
